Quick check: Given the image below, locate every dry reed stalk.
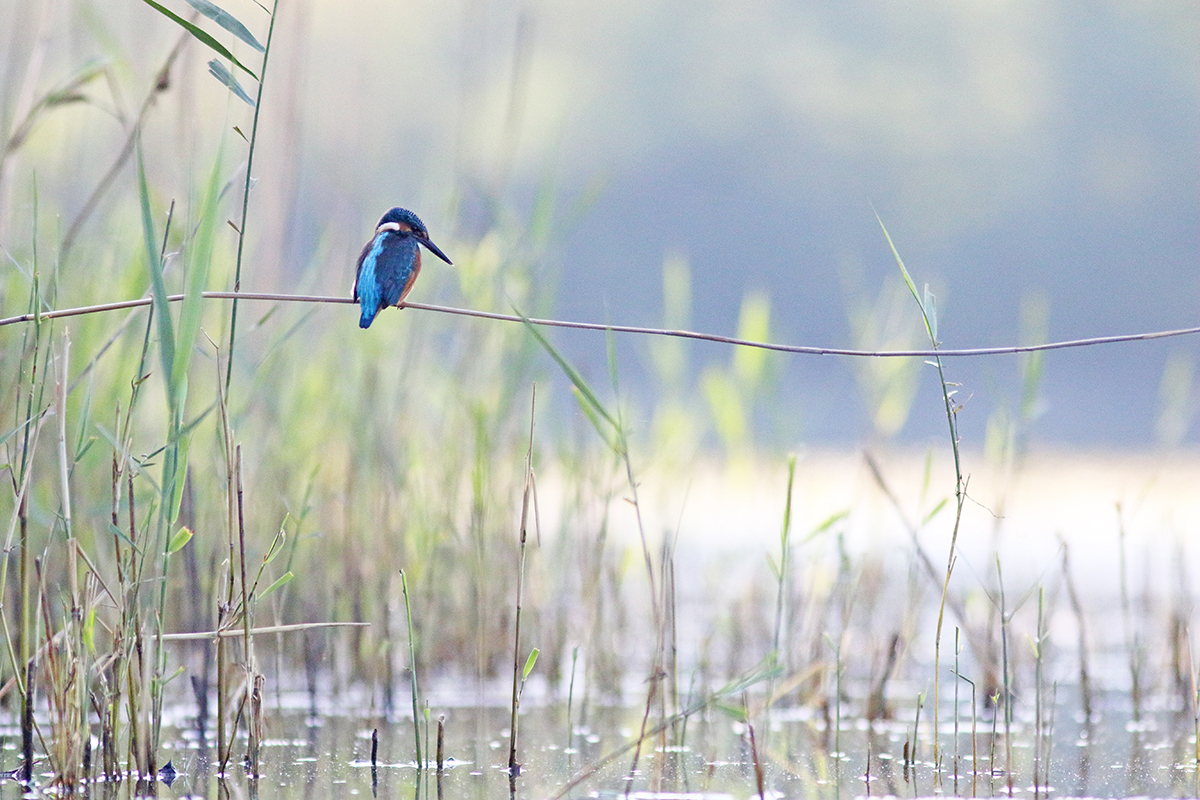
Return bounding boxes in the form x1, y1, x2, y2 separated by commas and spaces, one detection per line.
7, 293, 1200, 360
745, 698, 765, 800
235, 446, 262, 774
437, 715, 445, 772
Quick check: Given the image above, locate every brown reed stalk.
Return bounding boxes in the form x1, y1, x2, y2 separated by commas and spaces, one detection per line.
235, 446, 262, 775
437, 715, 445, 772
212, 339, 238, 774
744, 695, 765, 800
14, 414, 45, 788
0, 276, 55, 787
5, 292, 1200, 360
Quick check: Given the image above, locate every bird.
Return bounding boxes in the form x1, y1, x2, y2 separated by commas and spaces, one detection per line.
352, 207, 453, 329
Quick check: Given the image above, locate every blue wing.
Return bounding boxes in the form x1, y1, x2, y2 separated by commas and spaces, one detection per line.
354, 232, 419, 328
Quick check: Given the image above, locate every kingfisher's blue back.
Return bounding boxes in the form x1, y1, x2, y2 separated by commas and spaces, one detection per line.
354, 233, 421, 328
352, 207, 452, 329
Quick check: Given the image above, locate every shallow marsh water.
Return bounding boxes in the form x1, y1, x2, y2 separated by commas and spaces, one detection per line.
6, 683, 1196, 800
3, 454, 1197, 799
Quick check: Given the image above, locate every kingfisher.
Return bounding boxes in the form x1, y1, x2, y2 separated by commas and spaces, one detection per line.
352, 207, 453, 329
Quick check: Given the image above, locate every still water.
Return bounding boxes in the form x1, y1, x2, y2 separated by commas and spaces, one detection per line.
10, 683, 1192, 800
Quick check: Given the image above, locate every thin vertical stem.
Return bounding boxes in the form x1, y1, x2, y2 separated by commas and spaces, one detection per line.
1118, 505, 1142, 721
509, 386, 537, 778
772, 455, 797, 656
400, 570, 421, 768
953, 628, 960, 795
236, 446, 259, 773
225, 0, 280, 392
1034, 587, 1045, 796
998, 558, 1013, 796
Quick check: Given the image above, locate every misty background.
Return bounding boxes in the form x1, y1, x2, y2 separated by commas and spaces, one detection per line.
3, 0, 1197, 447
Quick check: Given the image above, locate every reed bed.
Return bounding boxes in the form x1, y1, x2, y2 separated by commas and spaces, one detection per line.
1, 3, 1198, 797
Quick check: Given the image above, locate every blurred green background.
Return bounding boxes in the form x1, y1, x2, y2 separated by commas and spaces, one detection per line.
3, 0, 1197, 449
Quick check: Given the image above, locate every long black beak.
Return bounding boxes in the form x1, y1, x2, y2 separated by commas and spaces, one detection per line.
417, 235, 453, 265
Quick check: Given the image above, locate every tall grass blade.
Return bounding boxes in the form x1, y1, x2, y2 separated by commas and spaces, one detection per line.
875, 212, 965, 783
136, 138, 175, 389
171, 144, 224, 399
772, 454, 797, 656
875, 212, 936, 343
923, 285, 938, 344
518, 309, 617, 434
570, 387, 617, 452
183, 0, 265, 51
207, 60, 255, 107
259, 571, 293, 598
136, 0, 260, 79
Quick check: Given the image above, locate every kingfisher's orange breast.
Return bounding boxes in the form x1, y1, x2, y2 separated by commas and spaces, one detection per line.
398, 252, 422, 303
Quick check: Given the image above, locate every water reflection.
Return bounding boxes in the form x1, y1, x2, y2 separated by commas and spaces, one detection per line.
5, 687, 1200, 799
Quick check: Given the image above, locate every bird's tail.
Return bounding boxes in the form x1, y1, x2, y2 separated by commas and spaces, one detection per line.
359, 308, 376, 329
